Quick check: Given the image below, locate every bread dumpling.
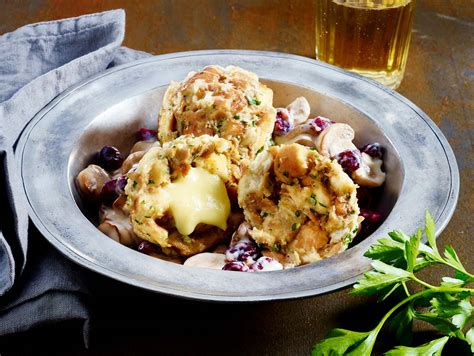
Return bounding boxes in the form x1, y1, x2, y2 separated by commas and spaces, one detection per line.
158, 65, 276, 160
238, 143, 362, 267
125, 135, 242, 256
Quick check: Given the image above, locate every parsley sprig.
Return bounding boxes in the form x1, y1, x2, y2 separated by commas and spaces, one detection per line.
312, 211, 474, 355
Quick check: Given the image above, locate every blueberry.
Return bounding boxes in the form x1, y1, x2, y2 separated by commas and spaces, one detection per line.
336, 149, 362, 173
98, 146, 123, 171
115, 176, 127, 195
273, 108, 291, 136
137, 128, 158, 141
100, 176, 127, 203
360, 143, 383, 159
225, 240, 260, 264
310, 116, 334, 133
251, 256, 283, 272
222, 261, 250, 272
137, 241, 160, 255
101, 180, 117, 203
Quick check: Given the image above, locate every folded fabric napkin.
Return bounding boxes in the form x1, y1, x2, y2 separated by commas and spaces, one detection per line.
0, 9, 151, 346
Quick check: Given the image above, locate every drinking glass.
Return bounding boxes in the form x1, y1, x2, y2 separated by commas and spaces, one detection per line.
315, 0, 416, 89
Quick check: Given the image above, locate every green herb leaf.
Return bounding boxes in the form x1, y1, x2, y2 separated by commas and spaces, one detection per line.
350, 261, 412, 296
466, 328, 474, 352
384, 336, 449, 356
405, 229, 421, 273
440, 277, 466, 288
444, 245, 468, 273
312, 328, 376, 356
388, 304, 414, 345
364, 231, 409, 268
424, 210, 439, 255
430, 293, 473, 329
413, 311, 460, 337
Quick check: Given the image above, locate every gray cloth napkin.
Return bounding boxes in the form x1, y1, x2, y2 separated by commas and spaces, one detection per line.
0, 9, 151, 345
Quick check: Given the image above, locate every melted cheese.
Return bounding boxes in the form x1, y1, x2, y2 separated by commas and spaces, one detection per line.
163, 167, 230, 236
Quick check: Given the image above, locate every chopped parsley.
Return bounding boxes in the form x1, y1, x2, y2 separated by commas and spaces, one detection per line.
319, 202, 328, 208
260, 211, 269, 218
256, 146, 264, 155
310, 193, 318, 205
132, 180, 138, 189
233, 114, 241, 120
291, 223, 298, 231
342, 234, 352, 244
295, 210, 301, 217
247, 97, 261, 106
148, 179, 155, 185
283, 171, 289, 177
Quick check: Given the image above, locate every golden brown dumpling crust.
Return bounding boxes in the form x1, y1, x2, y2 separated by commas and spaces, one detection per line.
125, 135, 242, 256
238, 143, 362, 266
158, 65, 276, 160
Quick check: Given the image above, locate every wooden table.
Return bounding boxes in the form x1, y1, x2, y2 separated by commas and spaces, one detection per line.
1, 1, 472, 354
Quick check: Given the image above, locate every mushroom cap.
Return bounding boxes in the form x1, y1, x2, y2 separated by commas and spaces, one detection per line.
183, 252, 226, 269
286, 96, 311, 126
352, 153, 386, 187
315, 123, 357, 158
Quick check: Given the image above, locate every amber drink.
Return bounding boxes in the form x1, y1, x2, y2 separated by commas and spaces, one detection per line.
315, 0, 416, 89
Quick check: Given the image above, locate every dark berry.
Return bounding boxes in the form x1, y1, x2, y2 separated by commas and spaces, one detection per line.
222, 261, 250, 272
137, 128, 158, 141
115, 176, 127, 195
225, 240, 260, 264
360, 209, 383, 235
98, 146, 123, 171
273, 108, 291, 136
100, 176, 127, 203
310, 116, 334, 133
360, 143, 383, 159
336, 149, 362, 173
251, 256, 283, 272
137, 241, 161, 255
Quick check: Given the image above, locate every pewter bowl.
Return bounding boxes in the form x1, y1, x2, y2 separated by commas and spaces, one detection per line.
17, 50, 459, 301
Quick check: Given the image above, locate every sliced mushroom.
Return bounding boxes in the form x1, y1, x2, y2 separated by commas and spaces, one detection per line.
274, 120, 314, 145
76, 164, 110, 201
278, 133, 316, 147
121, 150, 145, 174
130, 140, 159, 154
314, 123, 357, 158
286, 97, 311, 126
230, 221, 252, 246
98, 204, 139, 247
352, 153, 386, 187
183, 252, 226, 269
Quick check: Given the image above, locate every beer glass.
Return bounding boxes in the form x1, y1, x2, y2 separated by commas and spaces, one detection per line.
315, 0, 416, 89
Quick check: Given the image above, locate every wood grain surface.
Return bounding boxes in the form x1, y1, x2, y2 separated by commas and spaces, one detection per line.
1, 0, 472, 354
